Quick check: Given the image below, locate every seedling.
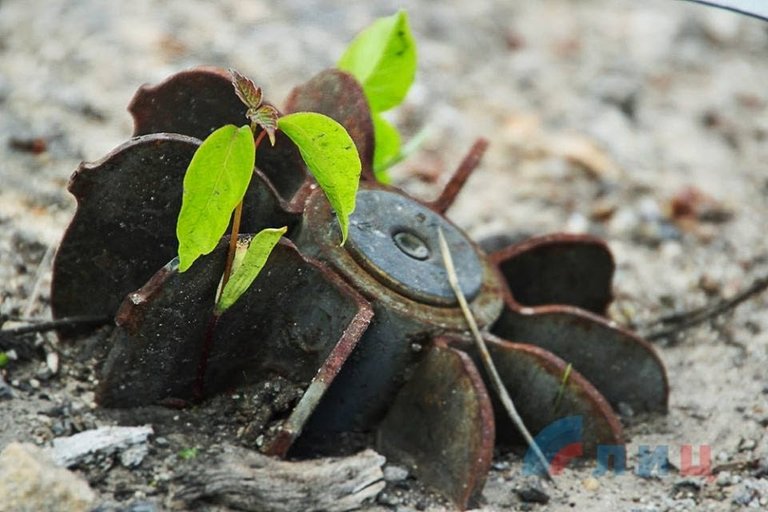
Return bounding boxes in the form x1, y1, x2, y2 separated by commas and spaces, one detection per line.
178, 10, 418, 317
338, 10, 417, 180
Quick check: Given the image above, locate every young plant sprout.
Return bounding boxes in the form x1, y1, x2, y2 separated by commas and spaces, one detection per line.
176, 71, 362, 315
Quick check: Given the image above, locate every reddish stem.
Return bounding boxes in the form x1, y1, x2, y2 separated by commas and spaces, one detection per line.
197, 128, 269, 401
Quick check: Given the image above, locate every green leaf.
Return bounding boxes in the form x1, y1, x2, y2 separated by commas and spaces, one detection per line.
277, 112, 361, 244
177, 124, 255, 272
338, 10, 417, 112
215, 227, 286, 314
372, 113, 400, 183
0, 352, 8, 368
178, 447, 199, 460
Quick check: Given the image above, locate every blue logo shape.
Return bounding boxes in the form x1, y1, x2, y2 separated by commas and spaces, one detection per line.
523, 415, 583, 475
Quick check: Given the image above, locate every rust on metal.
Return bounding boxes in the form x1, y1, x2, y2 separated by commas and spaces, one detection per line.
490, 233, 615, 315
377, 341, 495, 510
429, 138, 489, 214
51, 66, 671, 511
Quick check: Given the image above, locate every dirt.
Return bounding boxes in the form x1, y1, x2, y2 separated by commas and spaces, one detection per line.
1, 1, 768, 511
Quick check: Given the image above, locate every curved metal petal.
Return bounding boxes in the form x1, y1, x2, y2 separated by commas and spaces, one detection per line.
50, 134, 302, 334
376, 340, 494, 510
490, 233, 615, 315
492, 304, 669, 415
51, 134, 200, 331
99, 238, 373, 456
284, 69, 375, 181
129, 67, 310, 206
448, 334, 623, 456
129, 66, 247, 140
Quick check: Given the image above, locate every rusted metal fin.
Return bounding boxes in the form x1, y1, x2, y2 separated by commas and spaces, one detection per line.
448, 334, 623, 457
51, 134, 200, 334
429, 138, 489, 214
98, 238, 373, 440
490, 234, 615, 315
128, 67, 310, 206
129, 66, 247, 140
376, 341, 494, 511
492, 305, 669, 415
50, 134, 302, 336
285, 69, 375, 181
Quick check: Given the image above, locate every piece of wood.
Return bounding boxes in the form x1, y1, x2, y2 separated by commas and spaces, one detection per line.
173, 445, 386, 512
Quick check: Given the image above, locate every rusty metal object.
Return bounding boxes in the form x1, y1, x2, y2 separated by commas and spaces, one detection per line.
51, 67, 670, 510
377, 340, 494, 508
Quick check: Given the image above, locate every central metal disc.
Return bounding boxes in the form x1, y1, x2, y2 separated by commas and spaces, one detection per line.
346, 189, 483, 306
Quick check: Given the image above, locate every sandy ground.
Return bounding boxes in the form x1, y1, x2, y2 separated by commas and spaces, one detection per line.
1, 1, 768, 510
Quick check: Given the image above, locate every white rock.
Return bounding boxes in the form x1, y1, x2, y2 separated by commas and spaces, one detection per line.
49, 425, 153, 468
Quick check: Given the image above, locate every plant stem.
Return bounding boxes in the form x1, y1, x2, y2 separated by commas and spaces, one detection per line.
437, 227, 555, 483
200, 129, 268, 400
219, 129, 268, 297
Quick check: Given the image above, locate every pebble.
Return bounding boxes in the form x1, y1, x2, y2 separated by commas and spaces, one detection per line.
383, 464, 410, 482
715, 471, 732, 487
0, 374, 14, 400
49, 425, 153, 468
492, 460, 510, 471
377, 491, 403, 506
0, 442, 95, 511
738, 438, 757, 452
515, 483, 550, 504
582, 477, 600, 491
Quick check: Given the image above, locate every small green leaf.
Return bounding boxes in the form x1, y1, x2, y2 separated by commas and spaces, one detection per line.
372, 113, 400, 183
231, 69, 263, 109
249, 104, 279, 147
177, 124, 255, 272
215, 227, 287, 314
178, 447, 199, 460
0, 352, 8, 368
338, 10, 417, 112
277, 112, 361, 244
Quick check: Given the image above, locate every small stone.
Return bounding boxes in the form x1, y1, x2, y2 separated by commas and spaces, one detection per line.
46, 352, 59, 375
49, 425, 153, 468
383, 464, 409, 482
377, 491, 402, 506
738, 438, 757, 452
0, 374, 14, 400
716, 471, 732, 487
119, 443, 149, 468
0, 442, 96, 512
29, 378, 41, 389
492, 460, 510, 471
583, 476, 600, 491
731, 484, 758, 506
516, 483, 550, 504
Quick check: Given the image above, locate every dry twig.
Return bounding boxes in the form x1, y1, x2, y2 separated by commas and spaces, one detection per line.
437, 228, 553, 482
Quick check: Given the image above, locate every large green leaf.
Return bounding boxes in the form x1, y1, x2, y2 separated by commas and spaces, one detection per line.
277, 112, 361, 244
338, 10, 417, 112
215, 227, 287, 314
177, 124, 255, 272
372, 113, 400, 183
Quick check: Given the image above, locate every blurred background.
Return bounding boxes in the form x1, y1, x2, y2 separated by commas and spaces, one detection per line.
1, 1, 767, 507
